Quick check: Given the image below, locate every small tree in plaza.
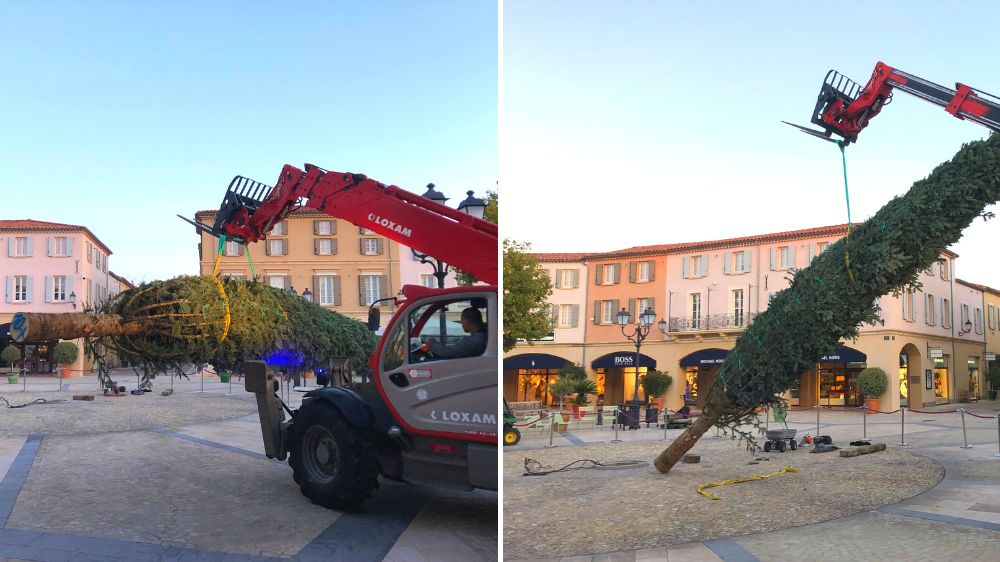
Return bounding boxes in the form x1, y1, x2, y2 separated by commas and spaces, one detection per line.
640, 370, 673, 404
858, 367, 889, 412
53, 341, 79, 375
2, 345, 20, 372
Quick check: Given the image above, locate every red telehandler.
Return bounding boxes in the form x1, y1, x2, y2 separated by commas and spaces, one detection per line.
785, 61, 1000, 144
184, 164, 497, 510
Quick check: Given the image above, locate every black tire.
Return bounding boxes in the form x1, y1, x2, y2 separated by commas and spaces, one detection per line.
287, 400, 380, 511
777, 439, 786, 452
763, 441, 771, 452
503, 426, 521, 446
790, 439, 797, 450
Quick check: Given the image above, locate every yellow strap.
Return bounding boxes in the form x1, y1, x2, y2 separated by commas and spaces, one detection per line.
211, 276, 231, 342
697, 466, 799, 500
212, 235, 227, 276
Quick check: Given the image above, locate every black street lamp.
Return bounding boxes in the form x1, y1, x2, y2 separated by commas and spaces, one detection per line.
615, 306, 657, 405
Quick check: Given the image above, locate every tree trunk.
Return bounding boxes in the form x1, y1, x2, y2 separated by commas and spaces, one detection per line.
10, 313, 146, 342
653, 414, 714, 473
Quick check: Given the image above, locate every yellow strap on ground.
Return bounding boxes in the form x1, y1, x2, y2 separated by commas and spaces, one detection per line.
211, 276, 231, 342
697, 466, 799, 500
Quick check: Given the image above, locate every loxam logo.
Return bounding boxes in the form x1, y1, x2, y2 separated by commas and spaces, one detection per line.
367, 213, 412, 237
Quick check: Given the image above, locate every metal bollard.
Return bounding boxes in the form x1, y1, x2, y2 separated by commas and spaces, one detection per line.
995, 415, 1000, 458
546, 413, 557, 448
960, 408, 974, 449
612, 409, 622, 443
863, 401, 867, 439
816, 404, 821, 437
199, 368, 206, 394
663, 410, 668, 440
764, 405, 769, 432
898, 407, 909, 446
228, 373, 233, 396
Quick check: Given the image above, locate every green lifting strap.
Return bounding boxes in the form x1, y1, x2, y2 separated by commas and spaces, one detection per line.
246, 245, 256, 279
839, 143, 856, 283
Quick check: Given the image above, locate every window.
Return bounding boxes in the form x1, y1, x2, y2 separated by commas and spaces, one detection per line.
267, 239, 287, 256
733, 251, 746, 273
638, 261, 652, 282
318, 276, 338, 306
13, 237, 29, 257
961, 304, 970, 327
925, 294, 935, 326
12, 276, 29, 302
360, 275, 383, 306
53, 276, 67, 301
691, 255, 704, 276
990, 304, 996, 330
690, 293, 701, 329
314, 220, 334, 235
557, 269, 579, 289
779, 246, 794, 269
421, 275, 437, 288
943, 298, 952, 328
558, 305, 579, 328
603, 264, 618, 284
939, 259, 950, 280
636, 297, 653, 319
52, 237, 69, 256
269, 221, 287, 235
975, 307, 983, 334
224, 240, 241, 256
359, 227, 375, 235
902, 289, 915, 322
267, 276, 286, 289
602, 300, 617, 324
315, 238, 336, 255
732, 289, 744, 326
361, 238, 381, 255
223, 271, 244, 279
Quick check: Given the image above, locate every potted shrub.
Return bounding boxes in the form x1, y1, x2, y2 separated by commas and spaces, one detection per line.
859, 367, 889, 413
549, 376, 575, 430
987, 362, 1000, 401
640, 370, 673, 408
2, 345, 20, 384
53, 341, 79, 378
570, 378, 598, 418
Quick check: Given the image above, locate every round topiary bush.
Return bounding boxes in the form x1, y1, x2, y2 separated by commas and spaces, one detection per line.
53, 341, 79, 366
858, 367, 888, 398
1, 345, 20, 369
641, 370, 673, 401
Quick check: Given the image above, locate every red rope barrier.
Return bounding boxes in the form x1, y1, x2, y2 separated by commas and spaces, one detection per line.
965, 411, 999, 419
906, 408, 957, 414
871, 408, 901, 415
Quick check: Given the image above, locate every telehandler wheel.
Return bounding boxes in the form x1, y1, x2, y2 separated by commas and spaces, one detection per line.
288, 401, 380, 511
503, 425, 521, 446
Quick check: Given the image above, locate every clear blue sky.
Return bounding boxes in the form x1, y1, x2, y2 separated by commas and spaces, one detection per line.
1, 1, 497, 283
504, 1, 1000, 287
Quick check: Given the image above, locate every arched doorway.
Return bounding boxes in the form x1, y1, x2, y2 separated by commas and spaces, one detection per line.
899, 344, 923, 408
679, 348, 728, 406
502, 353, 570, 406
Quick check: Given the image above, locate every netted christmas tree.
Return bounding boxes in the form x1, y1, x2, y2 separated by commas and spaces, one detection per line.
15, 275, 376, 388
654, 133, 1000, 473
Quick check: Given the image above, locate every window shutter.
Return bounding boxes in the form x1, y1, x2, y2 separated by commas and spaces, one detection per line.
550, 304, 559, 324
376, 239, 384, 255
313, 240, 319, 255
682, 257, 689, 279
282, 239, 289, 255
924, 294, 930, 324
284, 276, 292, 291
629, 262, 637, 283
26, 238, 33, 257
612, 299, 620, 318
312, 276, 320, 304
628, 298, 636, 323
649, 297, 655, 315
4, 277, 10, 303
25, 277, 33, 303
595, 264, 604, 285
379, 275, 389, 300
331, 239, 338, 255
647, 261, 655, 282
699, 254, 708, 276
67, 237, 74, 257
941, 297, 946, 327
570, 304, 579, 328
808, 244, 815, 262
47, 237, 53, 257
593, 300, 600, 324
45, 276, 52, 303
742, 250, 751, 272
265, 241, 271, 256
572, 269, 580, 288
66, 276, 73, 299
358, 277, 365, 305
6, 238, 12, 257
769, 248, 776, 271
359, 239, 365, 254
359, 226, 366, 234
724, 252, 731, 275
613, 264, 621, 284
788, 247, 796, 268
554, 270, 563, 289
313, 221, 319, 235
333, 276, 342, 306
330, 220, 337, 234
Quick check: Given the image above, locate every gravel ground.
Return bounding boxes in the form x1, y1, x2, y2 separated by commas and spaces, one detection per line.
503, 438, 942, 560
0, 391, 258, 436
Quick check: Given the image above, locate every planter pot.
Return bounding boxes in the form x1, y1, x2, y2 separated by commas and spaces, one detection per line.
60, 367, 72, 379
219, 372, 232, 383
7, 372, 18, 384
866, 398, 880, 413
571, 404, 584, 419
555, 422, 569, 432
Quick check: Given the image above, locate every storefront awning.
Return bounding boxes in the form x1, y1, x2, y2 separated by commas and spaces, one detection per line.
503, 353, 570, 370
818, 345, 867, 363
591, 352, 656, 369
680, 348, 729, 367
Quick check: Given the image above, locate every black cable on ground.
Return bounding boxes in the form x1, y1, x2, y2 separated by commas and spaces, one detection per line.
522, 457, 647, 476
0, 397, 67, 409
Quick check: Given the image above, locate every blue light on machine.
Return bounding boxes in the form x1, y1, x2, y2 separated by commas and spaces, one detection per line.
264, 349, 304, 368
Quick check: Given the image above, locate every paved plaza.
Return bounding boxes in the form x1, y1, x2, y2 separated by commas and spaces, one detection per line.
505, 402, 1000, 561
0, 372, 498, 561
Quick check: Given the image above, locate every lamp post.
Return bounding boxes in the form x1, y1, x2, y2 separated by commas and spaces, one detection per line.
615, 306, 657, 405
958, 319, 973, 336
302, 288, 313, 302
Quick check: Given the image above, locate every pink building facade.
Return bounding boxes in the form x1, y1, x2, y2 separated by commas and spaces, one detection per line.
1, 220, 116, 375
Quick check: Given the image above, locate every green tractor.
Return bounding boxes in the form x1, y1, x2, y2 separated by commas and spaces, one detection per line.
503, 400, 520, 446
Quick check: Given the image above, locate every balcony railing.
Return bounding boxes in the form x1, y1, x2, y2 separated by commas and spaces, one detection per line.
668, 313, 757, 332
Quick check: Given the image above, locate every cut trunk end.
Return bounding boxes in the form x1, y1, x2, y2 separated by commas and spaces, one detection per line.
653, 414, 714, 473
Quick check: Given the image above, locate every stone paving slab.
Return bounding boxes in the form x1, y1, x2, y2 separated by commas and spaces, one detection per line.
385, 492, 498, 562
